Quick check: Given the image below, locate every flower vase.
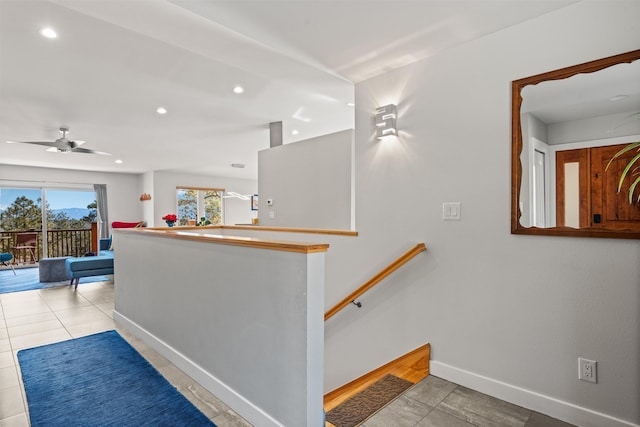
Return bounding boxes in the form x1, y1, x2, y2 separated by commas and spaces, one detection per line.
166, 221, 175, 227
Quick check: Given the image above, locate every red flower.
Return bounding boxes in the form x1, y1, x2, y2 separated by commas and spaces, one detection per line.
162, 214, 177, 222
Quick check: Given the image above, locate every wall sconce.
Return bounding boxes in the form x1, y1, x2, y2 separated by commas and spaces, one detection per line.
375, 104, 397, 139
139, 193, 151, 201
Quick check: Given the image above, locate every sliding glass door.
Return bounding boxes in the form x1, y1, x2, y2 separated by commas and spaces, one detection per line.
44, 189, 97, 258
0, 186, 96, 262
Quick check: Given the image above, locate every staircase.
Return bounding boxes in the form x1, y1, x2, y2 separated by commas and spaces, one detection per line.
324, 344, 430, 426
323, 243, 429, 426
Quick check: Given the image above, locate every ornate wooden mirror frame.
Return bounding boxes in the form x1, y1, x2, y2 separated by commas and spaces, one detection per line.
511, 49, 640, 239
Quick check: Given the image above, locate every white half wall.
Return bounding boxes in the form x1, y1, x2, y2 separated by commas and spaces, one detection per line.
113, 230, 325, 427
258, 129, 354, 230
208, 227, 427, 395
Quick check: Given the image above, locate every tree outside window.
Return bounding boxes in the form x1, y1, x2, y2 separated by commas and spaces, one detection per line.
0, 195, 42, 231
0, 187, 97, 258
177, 187, 223, 226
0, 189, 96, 232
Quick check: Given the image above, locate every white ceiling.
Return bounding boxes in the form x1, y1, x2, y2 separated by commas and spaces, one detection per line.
521, 59, 640, 125
0, 0, 574, 180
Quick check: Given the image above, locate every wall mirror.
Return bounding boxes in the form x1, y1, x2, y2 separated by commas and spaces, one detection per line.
511, 49, 640, 239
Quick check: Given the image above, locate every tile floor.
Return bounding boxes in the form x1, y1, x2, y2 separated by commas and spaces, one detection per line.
0, 277, 251, 427
0, 276, 576, 427
362, 376, 575, 427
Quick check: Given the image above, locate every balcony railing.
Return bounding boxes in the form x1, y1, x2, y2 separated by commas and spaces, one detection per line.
0, 223, 97, 263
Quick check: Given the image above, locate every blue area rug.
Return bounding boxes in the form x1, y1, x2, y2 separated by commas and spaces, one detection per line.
18, 330, 215, 427
0, 267, 110, 294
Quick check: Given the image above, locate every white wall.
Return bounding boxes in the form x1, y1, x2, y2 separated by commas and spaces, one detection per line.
209, 227, 365, 308
113, 231, 325, 427
549, 111, 640, 145
140, 171, 154, 226
325, 3, 639, 427
0, 166, 257, 228
0, 164, 142, 228
151, 171, 257, 227
519, 113, 549, 227
258, 129, 354, 229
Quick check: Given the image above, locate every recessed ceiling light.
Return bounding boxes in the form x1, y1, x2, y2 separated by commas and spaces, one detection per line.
609, 94, 629, 102
233, 86, 244, 94
231, 163, 245, 168
115, 159, 123, 164
156, 107, 167, 114
292, 130, 299, 135
346, 102, 355, 107
40, 27, 57, 39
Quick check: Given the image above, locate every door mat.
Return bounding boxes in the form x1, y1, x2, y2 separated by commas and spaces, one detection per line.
326, 374, 414, 427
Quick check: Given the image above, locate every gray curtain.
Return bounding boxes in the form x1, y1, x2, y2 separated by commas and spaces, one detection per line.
94, 184, 109, 238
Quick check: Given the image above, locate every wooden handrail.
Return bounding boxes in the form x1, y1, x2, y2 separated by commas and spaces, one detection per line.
324, 243, 427, 321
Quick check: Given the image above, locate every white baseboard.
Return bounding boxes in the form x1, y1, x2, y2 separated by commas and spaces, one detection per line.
113, 311, 283, 427
430, 361, 639, 427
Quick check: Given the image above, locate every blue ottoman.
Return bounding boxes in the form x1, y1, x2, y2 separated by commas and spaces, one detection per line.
39, 257, 71, 282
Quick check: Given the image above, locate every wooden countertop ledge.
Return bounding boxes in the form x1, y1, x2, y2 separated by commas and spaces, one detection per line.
117, 227, 329, 254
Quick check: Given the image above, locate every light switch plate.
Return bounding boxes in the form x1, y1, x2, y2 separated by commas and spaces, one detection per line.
443, 202, 461, 220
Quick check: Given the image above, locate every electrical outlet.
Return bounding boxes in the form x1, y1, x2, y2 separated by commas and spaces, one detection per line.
578, 358, 597, 383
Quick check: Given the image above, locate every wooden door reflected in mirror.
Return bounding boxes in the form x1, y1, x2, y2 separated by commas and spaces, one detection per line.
554, 144, 640, 230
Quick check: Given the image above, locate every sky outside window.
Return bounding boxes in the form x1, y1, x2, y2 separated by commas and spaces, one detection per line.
0, 188, 95, 211
0, 188, 41, 210
45, 190, 95, 210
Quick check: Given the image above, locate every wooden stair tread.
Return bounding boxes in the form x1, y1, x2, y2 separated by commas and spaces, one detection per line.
324, 343, 430, 414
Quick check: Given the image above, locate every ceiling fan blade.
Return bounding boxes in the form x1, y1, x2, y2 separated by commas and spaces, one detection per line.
71, 147, 112, 155
7, 140, 65, 148
8, 129, 108, 155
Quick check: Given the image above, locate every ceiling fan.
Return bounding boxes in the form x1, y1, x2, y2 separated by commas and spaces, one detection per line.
6, 127, 111, 155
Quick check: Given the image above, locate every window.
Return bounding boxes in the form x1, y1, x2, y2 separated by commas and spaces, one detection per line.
0, 185, 96, 258
176, 187, 224, 226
